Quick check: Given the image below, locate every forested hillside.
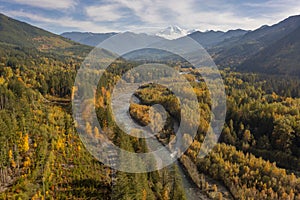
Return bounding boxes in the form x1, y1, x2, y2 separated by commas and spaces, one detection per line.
127, 66, 300, 199
239, 26, 300, 76
208, 15, 300, 69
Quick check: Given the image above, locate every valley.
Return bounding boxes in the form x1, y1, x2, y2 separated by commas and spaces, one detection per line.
0, 12, 299, 200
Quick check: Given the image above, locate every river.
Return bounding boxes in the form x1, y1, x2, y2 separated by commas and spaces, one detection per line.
111, 87, 210, 200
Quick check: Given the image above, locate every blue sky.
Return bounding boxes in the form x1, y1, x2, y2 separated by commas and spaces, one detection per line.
0, 0, 299, 34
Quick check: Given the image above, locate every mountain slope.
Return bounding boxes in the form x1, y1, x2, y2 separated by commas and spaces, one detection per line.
0, 13, 92, 62
61, 32, 117, 46
209, 15, 300, 66
242, 15, 300, 45
239, 26, 300, 76
0, 13, 83, 51
0, 13, 52, 48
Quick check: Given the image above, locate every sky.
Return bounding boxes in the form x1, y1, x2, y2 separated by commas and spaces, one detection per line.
0, 0, 299, 34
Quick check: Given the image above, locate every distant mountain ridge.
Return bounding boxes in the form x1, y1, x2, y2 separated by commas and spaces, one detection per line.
97, 31, 166, 55
59, 15, 300, 76
60, 27, 249, 47
187, 29, 249, 48
1, 12, 300, 76
61, 32, 117, 46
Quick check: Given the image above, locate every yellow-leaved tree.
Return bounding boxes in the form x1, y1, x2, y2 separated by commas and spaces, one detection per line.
18, 132, 30, 153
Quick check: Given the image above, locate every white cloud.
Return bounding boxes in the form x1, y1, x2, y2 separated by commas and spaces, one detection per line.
2, 10, 118, 33
243, 0, 300, 21
9, 0, 77, 10
103, 0, 300, 31
93, 0, 247, 30
107, 0, 182, 25
85, 4, 125, 22
2, 0, 300, 33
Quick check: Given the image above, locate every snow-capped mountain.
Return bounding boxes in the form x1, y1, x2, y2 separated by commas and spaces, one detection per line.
155, 25, 189, 40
